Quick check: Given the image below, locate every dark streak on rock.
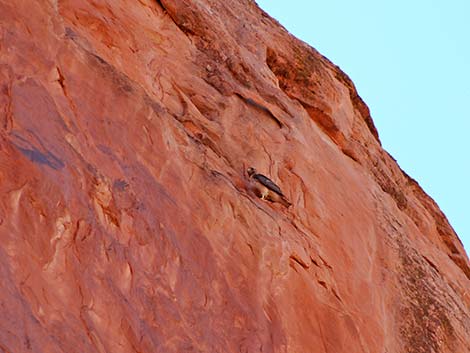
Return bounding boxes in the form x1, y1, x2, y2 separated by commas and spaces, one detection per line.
10, 132, 64, 170
87, 53, 134, 94
398, 244, 456, 353
16, 146, 64, 170
235, 93, 283, 128
423, 255, 440, 275
65, 28, 135, 96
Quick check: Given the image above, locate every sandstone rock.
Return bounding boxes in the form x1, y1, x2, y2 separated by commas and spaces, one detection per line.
0, 0, 469, 352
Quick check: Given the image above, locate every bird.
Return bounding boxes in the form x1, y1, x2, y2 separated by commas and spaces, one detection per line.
247, 167, 291, 208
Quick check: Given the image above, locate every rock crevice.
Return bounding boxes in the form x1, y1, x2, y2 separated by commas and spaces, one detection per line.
0, 0, 468, 352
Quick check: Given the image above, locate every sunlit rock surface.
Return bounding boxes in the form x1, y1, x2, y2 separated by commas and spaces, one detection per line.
0, 0, 469, 352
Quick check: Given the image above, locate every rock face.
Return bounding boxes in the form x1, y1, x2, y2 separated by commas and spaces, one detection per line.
0, 0, 469, 352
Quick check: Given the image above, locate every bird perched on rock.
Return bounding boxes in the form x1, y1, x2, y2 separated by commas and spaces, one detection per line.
247, 167, 291, 208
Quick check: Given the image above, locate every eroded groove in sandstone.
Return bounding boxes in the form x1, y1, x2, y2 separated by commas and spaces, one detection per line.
0, 0, 468, 352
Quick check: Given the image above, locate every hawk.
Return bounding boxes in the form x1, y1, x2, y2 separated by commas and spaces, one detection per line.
247, 167, 291, 208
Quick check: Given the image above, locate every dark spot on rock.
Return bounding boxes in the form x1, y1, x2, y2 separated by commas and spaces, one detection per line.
113, 179, 129, 191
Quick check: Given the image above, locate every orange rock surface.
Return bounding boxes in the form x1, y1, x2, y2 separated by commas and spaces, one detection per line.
1, 1, 469, 352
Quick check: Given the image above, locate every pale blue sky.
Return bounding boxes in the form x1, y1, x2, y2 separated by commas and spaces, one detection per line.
257, 1, 470, 252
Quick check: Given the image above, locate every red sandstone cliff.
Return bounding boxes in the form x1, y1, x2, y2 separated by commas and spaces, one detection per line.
0, 1, 469, 352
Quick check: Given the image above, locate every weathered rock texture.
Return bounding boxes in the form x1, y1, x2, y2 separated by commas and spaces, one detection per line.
0, 0, 469, 352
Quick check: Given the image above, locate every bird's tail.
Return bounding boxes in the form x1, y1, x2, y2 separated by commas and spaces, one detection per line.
280, 196, 292, 208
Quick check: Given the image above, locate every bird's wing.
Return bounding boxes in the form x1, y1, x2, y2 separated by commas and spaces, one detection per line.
253, 173, 284, 196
